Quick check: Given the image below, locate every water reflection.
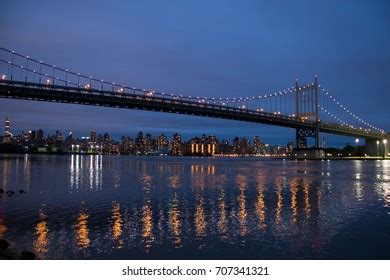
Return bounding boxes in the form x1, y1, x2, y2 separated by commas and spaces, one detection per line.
168, 175, 181, 189
236, 174, 248, 236
375, 161, 390, 212
142, 202, 154, 252
33, 210, 49, 257
70, 155, 81, 191
218, 188, 228, 237
255, 176, 267, 231
290, 178, 298, 225
354, 161, 364, 201
0, 216, 7, 239
76, 207, 90, 249
112, 202, 123, 249
275, 177, 283, 227
1, 156, 390, 259
2, 158, 9, 191
71, 155, 103, 191
303, 178, 312, 219
169, 193, 181, 247
23, 154, 31, 191
195, 197, 206, 238
89, 155, 103, 191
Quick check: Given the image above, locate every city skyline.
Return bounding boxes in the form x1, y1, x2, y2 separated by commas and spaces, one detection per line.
2, 115, 360, 149
0, 115, 294, 156
2, 115, 374, 159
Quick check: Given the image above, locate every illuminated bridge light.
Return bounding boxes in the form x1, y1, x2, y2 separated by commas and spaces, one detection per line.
0, 47, 385, 138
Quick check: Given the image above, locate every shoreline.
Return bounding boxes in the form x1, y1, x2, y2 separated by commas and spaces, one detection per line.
0, 152, 388, 160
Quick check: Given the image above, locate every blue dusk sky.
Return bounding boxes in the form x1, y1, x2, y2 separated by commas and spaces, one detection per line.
0, 0, 389, 145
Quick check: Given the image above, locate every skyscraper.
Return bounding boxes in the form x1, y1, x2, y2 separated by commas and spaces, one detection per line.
157, 133, 169, 150
4, 117, 11, 137
135, 131, 144, 154
171, 133, 183, 156
90, 130, 97, 142
3, 117, 12, 143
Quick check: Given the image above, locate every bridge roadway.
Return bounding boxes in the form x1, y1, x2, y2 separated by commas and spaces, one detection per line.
0, 80, 385, 140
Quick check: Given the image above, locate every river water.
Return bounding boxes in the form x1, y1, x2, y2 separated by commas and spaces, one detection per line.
0, 154, 389, 259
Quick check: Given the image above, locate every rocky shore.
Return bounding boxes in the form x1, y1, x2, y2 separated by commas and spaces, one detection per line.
0, 239, 36, 260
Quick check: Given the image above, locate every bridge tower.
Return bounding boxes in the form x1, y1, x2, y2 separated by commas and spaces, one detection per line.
295, 76, 320, 149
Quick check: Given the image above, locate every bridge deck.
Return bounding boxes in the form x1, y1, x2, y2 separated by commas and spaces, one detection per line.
0, 80, 384, 140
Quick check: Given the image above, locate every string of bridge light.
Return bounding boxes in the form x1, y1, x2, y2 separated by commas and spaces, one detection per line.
0, 47, 301, 106
319, 104, 381, 133
0, 54, 295, 115
318, 105, 385, 135
206, 82, 318, 102
202, 87, 296, 102
0, 47, 310, 113
3, 47, 381, 130
0, 47, 207, 100
318, 105, 359, 130
318, 86, 384, 133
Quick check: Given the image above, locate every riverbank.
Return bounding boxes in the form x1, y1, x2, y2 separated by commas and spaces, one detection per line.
0, 239, 36, 260
0, 152, 389, 161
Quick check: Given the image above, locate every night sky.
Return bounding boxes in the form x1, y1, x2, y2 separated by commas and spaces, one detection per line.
0, 0, 389, 145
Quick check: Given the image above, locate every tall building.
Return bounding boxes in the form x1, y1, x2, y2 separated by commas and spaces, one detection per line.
233, 137, 249, 155
103, 132, 110, 142
188, 135, 217, 156
37, 129, 44, 141
171, 133, 183, 156
205, 135, 217, 155
144, 133, 153, 153
90, 130, 97, 142
120, 136, 134, 154
4, 117, 11, 137
157, 133, 169, 150
253, 136, 266, 155
218, 139, 232, 155
55, 130, 63, 147
287, 142, 294, 152
135, 131, 144, 154
35, 128, 45, 145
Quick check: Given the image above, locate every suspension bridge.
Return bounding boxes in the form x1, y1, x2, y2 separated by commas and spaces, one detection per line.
0, 47, 387, 157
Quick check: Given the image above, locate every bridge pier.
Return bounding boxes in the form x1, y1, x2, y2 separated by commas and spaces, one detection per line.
294, 77, 320, 150
365, 133, 390, 158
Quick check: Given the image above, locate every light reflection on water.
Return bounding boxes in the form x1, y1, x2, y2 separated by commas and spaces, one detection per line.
33, 210, 49, 257
76, 207, 90, 249
0, 155, 390, 259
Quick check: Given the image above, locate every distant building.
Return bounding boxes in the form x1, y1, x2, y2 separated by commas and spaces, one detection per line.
135, 131, 144, 154
90, 130, 97, 142
189, 134, 217, 156
144, 133, 153, 153
171, 133, 183, 156
4, 117, 11, 136
3, 117, 12, 143
253, 136, 266, 155
55, 130, 63, 147
287, 142, 294, 152
218, 139, 232, 155
233, 137, 250, 155
120, 136, 134, 154
37, 129, 44, 141
157, 133, 169, 150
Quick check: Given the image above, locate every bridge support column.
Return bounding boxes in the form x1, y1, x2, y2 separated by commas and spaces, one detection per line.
294, 76, 321, 150
365, 134, 390, 158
